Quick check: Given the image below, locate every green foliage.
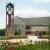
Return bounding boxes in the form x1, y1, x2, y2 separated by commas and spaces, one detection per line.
16, 35, 27, 39
0, 35, 27, 40
0, 42, 49, 50
42, 35, 50, 39
48, 25, 50, 30
0, 29, 5, 36
5, 36, 16, 39
6, 35, 27, 39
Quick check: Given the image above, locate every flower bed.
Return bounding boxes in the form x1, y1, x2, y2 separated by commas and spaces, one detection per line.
0, 40, 50, 50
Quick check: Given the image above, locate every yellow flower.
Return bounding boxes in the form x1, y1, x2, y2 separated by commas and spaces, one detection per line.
23, 43, 26, 45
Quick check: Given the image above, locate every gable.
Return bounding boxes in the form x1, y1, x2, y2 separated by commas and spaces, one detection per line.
14, 16, 25, 25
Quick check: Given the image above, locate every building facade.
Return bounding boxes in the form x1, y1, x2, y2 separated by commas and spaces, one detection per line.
14, 17, 50, 35
31, 26, 48, 32
14, 16, 26, 35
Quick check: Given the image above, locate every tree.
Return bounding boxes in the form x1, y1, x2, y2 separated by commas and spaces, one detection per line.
0, 29, 5, 36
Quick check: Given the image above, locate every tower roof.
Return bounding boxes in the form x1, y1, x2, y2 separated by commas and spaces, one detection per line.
6, 3, 14, 8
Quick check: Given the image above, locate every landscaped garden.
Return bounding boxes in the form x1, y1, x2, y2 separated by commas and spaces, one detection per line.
42, 35, 50, 39
0, 41, 49, 50
0, 34, 49, 50
0, 35, 27, 40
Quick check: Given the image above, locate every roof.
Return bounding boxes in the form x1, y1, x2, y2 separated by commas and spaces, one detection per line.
22, 17, 50, 26
14, 16, 25, 25
6, 3, 14, 8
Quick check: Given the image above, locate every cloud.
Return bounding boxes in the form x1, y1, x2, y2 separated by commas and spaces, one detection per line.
0, 15, 6, 29
32, 0, 50, 2
0, 24, 5, 29
14, 6, 50, 18
0, 6, 50, 29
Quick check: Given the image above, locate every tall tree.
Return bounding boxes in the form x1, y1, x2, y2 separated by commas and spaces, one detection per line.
0, 29, 5, 36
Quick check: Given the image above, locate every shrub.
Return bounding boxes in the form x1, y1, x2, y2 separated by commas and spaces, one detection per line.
42, 35, 50, 39
5, 36, 16, 40
16, 35, 27, 39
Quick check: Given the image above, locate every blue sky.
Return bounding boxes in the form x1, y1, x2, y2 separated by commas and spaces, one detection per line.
0, 0, 50, 29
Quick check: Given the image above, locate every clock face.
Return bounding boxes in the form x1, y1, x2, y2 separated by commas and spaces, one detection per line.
7, 6, 13, 15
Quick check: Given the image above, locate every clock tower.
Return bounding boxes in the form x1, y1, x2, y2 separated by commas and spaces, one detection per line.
5, 3, 14, 36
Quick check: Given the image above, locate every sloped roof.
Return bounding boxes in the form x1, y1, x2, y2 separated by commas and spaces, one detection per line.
6, 3, 14, 8
22, 17, 50, 26
14, 16, 25, 25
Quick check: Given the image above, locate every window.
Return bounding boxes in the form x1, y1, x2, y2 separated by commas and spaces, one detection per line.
15, 29, 17, 32
15, 24, 18, 28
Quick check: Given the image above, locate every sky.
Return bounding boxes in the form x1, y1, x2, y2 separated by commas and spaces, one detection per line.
0, 0, 50, 29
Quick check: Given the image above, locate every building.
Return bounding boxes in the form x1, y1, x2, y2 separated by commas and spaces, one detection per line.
14, 17, 50, 35
14, 16, 26, 35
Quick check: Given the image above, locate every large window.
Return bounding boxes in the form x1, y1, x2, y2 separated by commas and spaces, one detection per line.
15, 29, 17, 32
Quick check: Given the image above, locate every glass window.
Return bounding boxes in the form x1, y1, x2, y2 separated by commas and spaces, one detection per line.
15, 29, 17, 32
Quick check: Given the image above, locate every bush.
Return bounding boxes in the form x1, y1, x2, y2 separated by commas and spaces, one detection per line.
16, 35, 27, 39
42, 35, 50, 39
0, 35, 27, 40
5, 36, 16, 40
